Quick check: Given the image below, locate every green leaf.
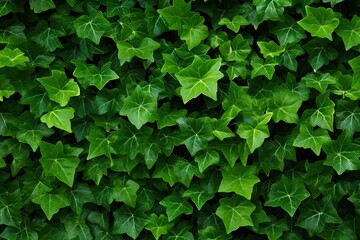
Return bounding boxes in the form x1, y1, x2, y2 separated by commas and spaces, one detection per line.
157, 0, 191, 31
194, 150, 220, 173
19, 88, 51, 117
107, 0, 136, 17
323, 130, 360, 175
175, 56, 223, 103
219, 164, 260, 200
31, 20, 65, 52
302, 72, 337, 93
113, 205, 147, 239
145, 5, 168, 37
74, 9, 110, 44
198, 226, 232, 240
29, 0, 55, 13
112, 179, 140, 208
0, 78, 15, 101
86, 127, 116, 160
215, 194, 256, 234
298, 6, 340, 40
0, 48, 29, 68
253, 0, 292, 22
40, 106, 75, 133
177, 117, 214, 156
182, 184, 214, 210
116, 37, 160, 65
219, 34, 251, 62
236, 112, 273, 153
302, 91, 335, 131
335, 99, 360, 135
271, 16, 306, 46
0, 190, 22, 227
120, 85, 158, 129
160, 194, 193, 221
163, 224, 195, 240
279, 44, 305, 71
265, 175, 310, 217
73, 61, 119, 90
145, 214, 174, 240
68, 183, 94, 215
15, 115, 54, 151
336, 16, 360, 50
250, 56, 278, 80
316, 223, 356, 240
303, 38, 338, 71
258, 216, 289, 240
37, 69, 80, 107
257, 41, 285, 58
111, 118, 153, 159
157, 103, 187, 129
180, 15, 209, 50
32, 193, 70, 220
293, 123, 331, 156
39, 141, 82, 187
219, 15, 248, 33
64, 214, 92, 240
296, 197, 342, 235
268, 90, 302, 124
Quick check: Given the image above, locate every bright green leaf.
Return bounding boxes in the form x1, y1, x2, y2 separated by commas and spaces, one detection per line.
160, 194, 193, 221
40, 106, 75, 133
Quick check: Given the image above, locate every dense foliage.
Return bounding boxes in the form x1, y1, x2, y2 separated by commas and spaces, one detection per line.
1, 0, 360, 239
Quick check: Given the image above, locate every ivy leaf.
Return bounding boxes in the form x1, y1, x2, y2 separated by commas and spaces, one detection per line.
215, 194, 256, 234
145, 214, 174, 240
293, 123, 331, 156
40, 106, 75, 133
160, 194, 193, 221
163, 224, 195, 240
268, 90, 302, 124
219, 164, 260, 200
258, 216, 289, 240
250, 56, 278, 80
0, 78, 15, 101
296, 197, 342, 235
301, 91, 335, 131
303, 38, 338, 71
175, 56, 223, 103
15, 114, 54, 151
37, 69, 80, 107
265, 175, 310, 217
302, 72, 337, 93
111, 118, 153, 159
253, 0, 292, 22
64, 214, 92, 240
68, 183, 95, 215
316, 223, 356, 240
113, 205, 147, 239
157, 103, 187, 129
335, 99, 360, 135
180, 15, 209, 50
177, 117, 214, 156
74, 9, 110, 44
73, 61, 119, 90
31, 21, 65, 52
112, 179, 140, 208
271, 16, 306, 46
86, 127, 116, 160
32, 193, 70, 220
236, 112, 273, 153
39, 141, 83, 187
279, 44, 305, 71
219, 34, 251, 62
29, 0, 55, 13
336, 16, 360, 50
219, 15, 248, 33
0, 48, 29, 68
116, 37, 160, 65
145, 5, 168, 37
298, 6, 340, 40
194, 150, 220, 173
323, 130, 360, 175
182, 184, 214, 210
157, 0, 191, 31
257, 41, 285, 58
0, 190, 22, 227
107, 0, 136, 17
120, 85, 158, 129
19, 88, 51, 117
198, 226, 232, 240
